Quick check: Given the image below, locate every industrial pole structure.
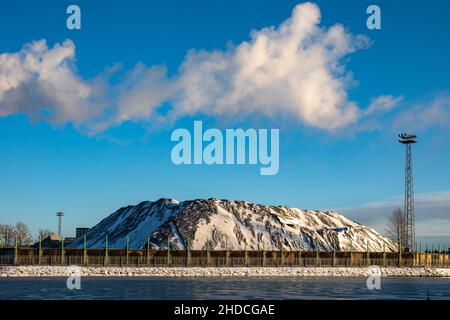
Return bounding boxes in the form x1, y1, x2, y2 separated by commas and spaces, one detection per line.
398, 133, 417, 252
56, 212, 64, 238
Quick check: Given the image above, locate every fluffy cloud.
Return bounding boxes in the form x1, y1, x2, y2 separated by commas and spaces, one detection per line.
0, 40, 97, 124
0, 3, 398, 134
364, 95, 403, 115
170, 2, 369, 130
393, 94, 450, 132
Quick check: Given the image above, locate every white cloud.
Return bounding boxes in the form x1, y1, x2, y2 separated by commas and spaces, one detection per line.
169, 2, 370, 130
93, 64, 175, 133
364, 95, 403, 115
0, 3, 401, 134
393, 94, 450, 132
0, 40, 98, 124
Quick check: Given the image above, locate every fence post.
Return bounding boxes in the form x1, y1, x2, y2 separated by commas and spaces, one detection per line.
14, 235, 18, 266
244, 242, 248, 267
61, 236, 65, 266
438, 244, 441, 267
206, 241, 210, 266
104, 236, 108, 266
83, 235, 87, 266
298, 247, 301, 267
419, 242, 422, 266
349, 243, 353, 267
185, 239, 190, 267
38, 235, 42, 265
442, 243, 447, 267
280, 242, 283, 267
126, 236, 129, 266
226, 239, 230, 267
332, 248, 335, 267
262, 242, 265, 267
398, 242, 402, 268
366, 241, 370, 266
442, 243, 448, 267
429, 243, 432, 266
147, 237, 151, 266
167, 238, 170, 266
425, 243, 429, 266
432, 243, 435, 267
414, 242, 418, 267
316, 245, 320, 267
382, 243, 386, 267
201, 245, 204, 267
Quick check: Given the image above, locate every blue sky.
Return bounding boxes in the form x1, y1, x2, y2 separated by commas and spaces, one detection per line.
0, 0, 449, 243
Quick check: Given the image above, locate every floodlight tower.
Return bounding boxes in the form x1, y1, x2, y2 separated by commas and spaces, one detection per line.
56, 212, 64, 238
398, 133, 417, 252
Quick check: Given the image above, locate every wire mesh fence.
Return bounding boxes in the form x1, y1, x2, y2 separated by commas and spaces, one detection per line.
1, 249, 449, 268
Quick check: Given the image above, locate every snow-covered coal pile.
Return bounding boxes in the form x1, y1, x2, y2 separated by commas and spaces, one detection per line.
68, 198, 396, 252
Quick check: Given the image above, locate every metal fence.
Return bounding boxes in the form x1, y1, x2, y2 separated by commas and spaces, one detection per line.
1, 249, 449, 268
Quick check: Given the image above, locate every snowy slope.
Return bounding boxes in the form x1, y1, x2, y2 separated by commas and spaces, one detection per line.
68, 198, 397, 252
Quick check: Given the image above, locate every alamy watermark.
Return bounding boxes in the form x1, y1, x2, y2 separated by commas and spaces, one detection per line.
366, 265, 382, 290
66, 265, 82, 290
366, 5, 381, 30
171, 121, 279, 175
66, 5, 81, 30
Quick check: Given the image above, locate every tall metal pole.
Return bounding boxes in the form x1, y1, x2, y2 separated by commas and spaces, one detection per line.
56, 212, 64, 238
404, 142, 415, 250
399, 133, 417, 252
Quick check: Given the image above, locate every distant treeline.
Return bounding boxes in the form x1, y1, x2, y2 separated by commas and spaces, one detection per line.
0, 221, 56, 247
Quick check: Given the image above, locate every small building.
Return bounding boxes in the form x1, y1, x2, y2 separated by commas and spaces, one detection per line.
63, 237, 76, 246
34, 235, 62, 248
76, 228, 89, 238
33, 235, 76, 248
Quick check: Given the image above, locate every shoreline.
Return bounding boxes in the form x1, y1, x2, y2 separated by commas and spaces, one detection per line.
1, 266, 450, 278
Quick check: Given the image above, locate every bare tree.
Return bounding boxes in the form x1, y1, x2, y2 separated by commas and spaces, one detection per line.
0, 223, 16, 247
386, 208, 406, 251
38, 228, 55, 241
14, 222, 33, 246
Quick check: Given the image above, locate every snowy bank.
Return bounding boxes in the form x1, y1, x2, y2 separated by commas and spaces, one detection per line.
1, 266, 450, 277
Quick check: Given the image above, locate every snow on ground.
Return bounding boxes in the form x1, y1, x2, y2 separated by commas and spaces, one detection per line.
1, 266, 449, 277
